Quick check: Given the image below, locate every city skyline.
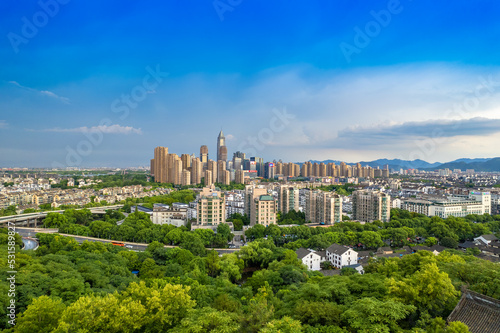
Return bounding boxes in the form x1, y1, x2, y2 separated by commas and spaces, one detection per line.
2, 1, 500, 167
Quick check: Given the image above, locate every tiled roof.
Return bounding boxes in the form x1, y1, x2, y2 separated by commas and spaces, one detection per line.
296, 247, 312, 260
481, 234, 498, 241
326, 243, 350, 255
447, 289, 500, 333
459, 241, 478, 249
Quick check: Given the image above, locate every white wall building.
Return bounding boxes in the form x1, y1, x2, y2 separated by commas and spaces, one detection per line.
152, 203, 187, 227
296, 248, 322, 271
326, 244, 358, 269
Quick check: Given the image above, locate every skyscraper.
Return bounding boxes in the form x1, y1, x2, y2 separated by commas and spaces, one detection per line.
305, 190, 342, 224
152, 147, 168, 183
191, 157, 202, 185
219, 146, 228, 162
352, 190, 391, 223
200, 145, 208, 167
217, 130, 226, 162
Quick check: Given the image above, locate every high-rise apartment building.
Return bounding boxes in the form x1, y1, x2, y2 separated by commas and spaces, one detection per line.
197, 186, 226, 226
181, 154, 192, 169
235, 169, 245, 184
152, 146, 168, 183
204, 170, 213, 186
217, 130, 226, 162
250, 195, 277, 226
265, 162, 275, 179
207, 160, 217, 184
200, 145, 208, 166
352, 190, 390, 223
181, 170, 191, 186
223, 170, 230, 185
217, 160, 226, 183
278, 185, 300, 214
305, 190, 342, 224
219, 146, 228, 162
245, 185, 268, 217
191, 157, 202, 185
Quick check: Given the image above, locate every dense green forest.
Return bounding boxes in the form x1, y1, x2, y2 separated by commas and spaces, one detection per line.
2, 224, 498, 331
2, 201, 499, 331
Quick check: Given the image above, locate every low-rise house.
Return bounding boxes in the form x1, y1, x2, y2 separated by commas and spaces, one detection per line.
377, 246, 393, 255
326, 244, 358, 269
473, 234, 498, 246
152, 203, 187, 227
410, 244, 446, 255
296, 248, 322, 271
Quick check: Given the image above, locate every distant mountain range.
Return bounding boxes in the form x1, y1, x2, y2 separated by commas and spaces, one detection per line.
305, 157, 500, 172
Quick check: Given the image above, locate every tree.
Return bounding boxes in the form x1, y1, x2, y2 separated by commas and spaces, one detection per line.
217, 223, 233, 243
358, 231, 384, 249
171, 307, 240, 333
388, 263, 459, 316
89, 220, 114, 238
43, 213, 69, 228
441, 237, 458, 249
180, 233, 206, 256
165, 228, 184, 245
245, 224, 266, 240
240, 284, 275, 333
206, 249, 221, 277
16, 296, 66, 333
121, 281, 195, 331
294, 301, 342, 327
232, 218, 243, 231
340, 267, 357, 276
219, 253, 244, 282
342, 297, 415, 333
427, 317, 470, 333
260, 316, 303, 333
55, 293, 146, 332
425, 237, 438, 246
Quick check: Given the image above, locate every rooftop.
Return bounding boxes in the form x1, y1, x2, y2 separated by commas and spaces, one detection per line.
447, 289, 500, 333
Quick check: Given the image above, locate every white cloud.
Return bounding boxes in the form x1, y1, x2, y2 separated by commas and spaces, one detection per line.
226, 134, 235, 140
38, 124, 142, 135
9, 81, 70, 104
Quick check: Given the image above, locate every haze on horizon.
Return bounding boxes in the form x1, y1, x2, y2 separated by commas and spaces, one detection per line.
1, 0, 500, 168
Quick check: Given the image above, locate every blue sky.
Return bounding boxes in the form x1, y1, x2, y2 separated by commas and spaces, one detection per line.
1, 0, 500, 167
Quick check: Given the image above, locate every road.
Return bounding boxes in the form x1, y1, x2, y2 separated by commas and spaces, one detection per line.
22, 237, 38, 250
0, 204, 124, 226
15, 227, 239, 254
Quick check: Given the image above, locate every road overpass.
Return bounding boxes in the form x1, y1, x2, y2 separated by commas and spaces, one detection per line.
0, 205, 123, 227
15, 227, 239, 254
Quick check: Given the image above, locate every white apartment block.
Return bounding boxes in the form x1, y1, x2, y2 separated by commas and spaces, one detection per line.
402, 192, 491, 218
296, 248, 323, 271
326, 244, 358, 269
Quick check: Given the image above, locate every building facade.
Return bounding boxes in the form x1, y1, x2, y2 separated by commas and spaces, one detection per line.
197, 186, 226, 226
352, 190, 390, 222
305, 190, 342, 224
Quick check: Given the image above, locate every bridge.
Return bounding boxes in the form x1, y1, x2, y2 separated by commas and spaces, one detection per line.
15, 227, 240, 254
0, 205, 123, 227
